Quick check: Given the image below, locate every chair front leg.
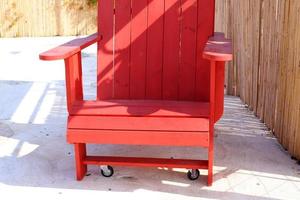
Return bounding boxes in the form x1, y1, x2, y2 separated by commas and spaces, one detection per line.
74, 143, 87, 180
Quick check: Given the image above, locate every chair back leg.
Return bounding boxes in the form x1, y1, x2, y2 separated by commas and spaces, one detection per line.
207, 128, 214, 186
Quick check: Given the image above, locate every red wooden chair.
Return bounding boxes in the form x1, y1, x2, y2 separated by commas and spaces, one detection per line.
40, 0, 232, 186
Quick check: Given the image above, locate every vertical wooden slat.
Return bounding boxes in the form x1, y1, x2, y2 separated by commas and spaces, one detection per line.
178, 0, 197, 100
275, 0, 290, 146
251, 0, 262, 112
114, 0, 131, 98
292, 1, 300, 158
146, 0, 164, 99
195, 0, 215, 101
97, 0, 114, 99
130, 0, 148, 99
162, 0, 181, 100
216, 0, 300, 160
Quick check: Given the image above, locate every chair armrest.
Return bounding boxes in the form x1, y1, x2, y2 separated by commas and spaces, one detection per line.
39, 33, 101, 61
203, 32, 232, 62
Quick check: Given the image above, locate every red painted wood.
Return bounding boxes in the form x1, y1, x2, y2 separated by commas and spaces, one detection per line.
39, 33, 99, 61
67, 129, 209, 147
74, 143, 87, 180
202, 32, 232, 122
146, 0, 164, 99
84, 156, 209, 169
70, 100, 210, 117
67, 115, 209, 132
114, 0, 131, 98
179, 0, 197, 100
195, 0, 215, 101
215, 61, 225, 122
64, 53, 83, 113
130, 0, 148, 99
162, 0, 180, 100
203, 34, 233, 61
208, 61, 216, 186
97, 1, 114, 99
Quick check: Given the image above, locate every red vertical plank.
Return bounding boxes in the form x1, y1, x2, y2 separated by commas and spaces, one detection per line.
179, 0, 197, 100
114, 0, 131, 99
146, 0, 165, 99
195, 0, 215, 101
97, 0, 114, 99
162, 0, 180, 100
130, 0, 148, 99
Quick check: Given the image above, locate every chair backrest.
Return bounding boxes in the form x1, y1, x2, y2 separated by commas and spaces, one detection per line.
97, 0, 215, 101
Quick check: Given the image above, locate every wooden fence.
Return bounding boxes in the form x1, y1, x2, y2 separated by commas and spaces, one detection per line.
1, 0, 300, 160
0, 0, 97, 37
216, 0, 300, 159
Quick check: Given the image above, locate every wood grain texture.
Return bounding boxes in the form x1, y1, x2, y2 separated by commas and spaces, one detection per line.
215, 0, 300, 159
0, 0, 97, 37
145, 0, 164, 99
195, 0, 215, 101
179, 0, 197, 100
162, 0, 180, 100
130, 0, 148, 99
114, 0, 131, 98
97, 0, 114, 99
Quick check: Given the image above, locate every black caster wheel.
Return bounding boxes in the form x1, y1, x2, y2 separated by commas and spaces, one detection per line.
187, 169, 200, 181
100, 165, 114, 177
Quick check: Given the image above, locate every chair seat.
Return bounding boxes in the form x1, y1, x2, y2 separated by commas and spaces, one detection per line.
67, 100, 210, 147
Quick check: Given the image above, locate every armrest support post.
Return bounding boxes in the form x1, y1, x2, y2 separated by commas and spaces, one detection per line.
203, 32, 233, 123
39, 33, 100, 113
64, 53, 83, 113
209, 61, 216, 124
208, 60, 216, 186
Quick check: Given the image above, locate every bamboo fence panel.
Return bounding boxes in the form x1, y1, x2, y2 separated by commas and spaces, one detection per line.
216, 0, 300, 159
0, 0, 97, 37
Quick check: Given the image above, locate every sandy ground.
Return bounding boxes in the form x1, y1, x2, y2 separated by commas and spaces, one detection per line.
0, 37, 300, 200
